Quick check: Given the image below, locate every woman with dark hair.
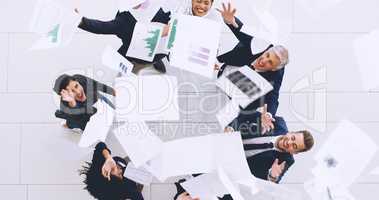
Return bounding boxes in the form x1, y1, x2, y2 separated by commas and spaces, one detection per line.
80, 142, 144, 200
53, 74, 115, 131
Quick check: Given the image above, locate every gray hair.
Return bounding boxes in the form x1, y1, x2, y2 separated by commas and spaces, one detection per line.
270, 45, 289, 70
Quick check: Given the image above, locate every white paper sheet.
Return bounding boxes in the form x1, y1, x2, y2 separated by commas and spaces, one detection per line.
218, 168, 245, 200
353, 30, 379, 91
78, 99, 115, 148
304, 178, 356, 200
216, 66, 273, 108
124, 162, 154, 185
313, 120, 378, 188
144, 133, 251, 182
29, 0, 81, 50
114, 122, 163, 168
117, 0, 147, 12
169, 14, 222, 79
216, 100, 240, 129
102, 46, 135, 76
115, 75, 179, 122
126, 23, 163, 62
181, 173, 228, 199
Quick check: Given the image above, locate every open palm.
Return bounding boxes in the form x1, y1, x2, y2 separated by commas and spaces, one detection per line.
216, 3, 237, 27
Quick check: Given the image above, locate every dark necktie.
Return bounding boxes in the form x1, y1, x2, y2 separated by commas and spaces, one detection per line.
243, 142, 274, 151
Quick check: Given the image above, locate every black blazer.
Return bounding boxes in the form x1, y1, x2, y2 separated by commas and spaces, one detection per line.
78, 8, 171, 63
229, 112, 294, 183
217, 17, 285, 115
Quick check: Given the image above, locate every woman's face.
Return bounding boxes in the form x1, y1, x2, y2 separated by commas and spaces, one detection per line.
192, 0, 212, 17
66, 80, 86, 102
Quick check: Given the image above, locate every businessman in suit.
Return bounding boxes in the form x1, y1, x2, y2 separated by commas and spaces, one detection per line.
225, 105, 314, 183
76, 6, 171, 73
216, 3, 289, 115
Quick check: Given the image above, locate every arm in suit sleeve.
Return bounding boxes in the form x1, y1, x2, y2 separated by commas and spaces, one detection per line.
225, 17, 253, 47
78, 16, 123, 35
228, 111, 262, 140
173, 179, 187, 200
151, 8, 172, 24
270, 158, 294, 183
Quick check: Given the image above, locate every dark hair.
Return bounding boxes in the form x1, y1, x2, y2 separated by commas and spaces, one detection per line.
53, 74, 76, 94
79, 162, 132, 200
297, 130, 314, 153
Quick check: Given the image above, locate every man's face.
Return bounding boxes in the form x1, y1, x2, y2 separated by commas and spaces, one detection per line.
252, 50, 281, 71
66, 80, 86, 101
192, 0, 212, 17
276, 133, 305, 154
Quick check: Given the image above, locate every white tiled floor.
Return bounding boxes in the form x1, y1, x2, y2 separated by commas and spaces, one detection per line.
1, 0, 379, 199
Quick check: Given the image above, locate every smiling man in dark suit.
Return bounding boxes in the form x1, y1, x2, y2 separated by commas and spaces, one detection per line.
225, 105, 314, 183
216, 3, 289, 116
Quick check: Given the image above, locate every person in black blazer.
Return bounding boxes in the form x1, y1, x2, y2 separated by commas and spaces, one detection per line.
226, 105, 314, 183
80, 142, 144, 200
76, 7, 171, 73
53, 74, 115, 131
216, 3, 288, 116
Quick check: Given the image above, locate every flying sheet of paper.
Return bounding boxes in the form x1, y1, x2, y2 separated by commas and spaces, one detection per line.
218, 168, 245, 200
117, 0, 147, 12
144, 134, 215, 181
181, 173, 229, 199
304, 178, 356, 200
114, 121, 163, 167
250, 178, 302, 200
353, 30, 379, 91
216, 100, 240, 129
169, 14, 222, 79
115, 75, 179, 122
126, 23, 163, 62
102, 46, 135, 76
216, 66, 273, 108
144, 133, 251, 182
313, 120, 378, 188
29, 0, 81, 50
123, 162, 154, 185
78, 99, 115, 148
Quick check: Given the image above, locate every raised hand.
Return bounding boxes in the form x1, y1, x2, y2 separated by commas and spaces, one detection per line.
102, 157, 118, 181
216, 3, 237, 27
270, 159, 286, 181
261, 104, 275, 134
60, 89, 75, 103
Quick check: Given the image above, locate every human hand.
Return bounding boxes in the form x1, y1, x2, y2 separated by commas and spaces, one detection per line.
214, 63, 220, 71
60, 89, 75, 103
270, 159, 286, 180
162, 24, 170, 37
102, 157, 118, 181
261, 104, 275, 134
224, 126, 235, 133
216, 3, 237, 28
